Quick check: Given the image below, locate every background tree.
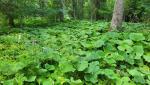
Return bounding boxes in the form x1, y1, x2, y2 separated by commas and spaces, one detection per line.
0, 0, 39, 27
90, 0, 100, 21
110, 0, 124, 31
0, 0, 149, 27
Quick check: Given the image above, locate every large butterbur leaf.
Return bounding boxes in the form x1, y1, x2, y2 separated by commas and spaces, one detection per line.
84, 74, 98, 84
3, 79, 14, 85
118, 44, 133, 53
45, 64, 55, 71
129, 33, 145, 41
25, 76, 36, 82
77, 61, 88, 71
127, 69, 144, 76
124, 53, 135, 65
139, 65, 150, 75
86, 61, 100, 73
127, 69, 145, 84
143, 54, 150, 62
59, 61, 75, 73
42, 78, 54, 85
70, 77, 83, 85
94, 40, 105, 48
99, 69, 119, 80
116, 77, 131, 85
133, 76, 145, 84
121, 40, 133, 45
111, 52, 125, 61
133, 45, 144, 59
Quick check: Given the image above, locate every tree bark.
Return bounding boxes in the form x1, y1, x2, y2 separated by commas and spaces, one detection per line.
72, 0, 84, 19
90, 0, 100, 21
8, 16, 15, 27
78, 0, 84, 19
59, 0, 64, 21
72, 0, 78, 19
90, 0, 96, 21
110, 0, 124, 31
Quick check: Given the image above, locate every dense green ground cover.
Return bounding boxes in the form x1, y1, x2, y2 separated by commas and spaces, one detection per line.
0, 21, 150, 85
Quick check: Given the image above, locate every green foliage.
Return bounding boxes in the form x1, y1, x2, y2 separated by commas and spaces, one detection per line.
0, 21, 150, 85
125, 0, 150, 22
129, 33, 145, 41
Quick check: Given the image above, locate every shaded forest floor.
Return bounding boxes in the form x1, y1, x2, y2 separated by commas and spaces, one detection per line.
0, 21, 150, 84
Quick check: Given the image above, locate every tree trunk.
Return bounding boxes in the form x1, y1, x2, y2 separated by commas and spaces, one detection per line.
72, 0, 78, 19
8, 16, 15, 27
95, 0, 100, 20
39, 0, 45, 8
58, 0, 64, 21
72, 0, 84, 19
90, 0, 100, 21
78, 0, 84, 19
90, 0, 96, 21
110, 0, 124, 31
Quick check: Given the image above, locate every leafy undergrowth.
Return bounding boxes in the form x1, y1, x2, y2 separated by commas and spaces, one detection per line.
0, 21, 150, 85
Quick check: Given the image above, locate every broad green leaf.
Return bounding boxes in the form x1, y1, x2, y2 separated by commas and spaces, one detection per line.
139, 65, 150, 75
143, 54, 150, 62
128, 69, 145, 84
118, 44, 133, 53
87, 61, 100, 73
104, 58, 116, 65
104, 43, 117, 51
84, 74, 98, 83
127, 69, 144, 76
111, 53, 125, 61
57, 77, 69, 84
94, 40, 105, 48
26, 76, 36, 82
59, 61, 75, 73
116, 77, 130, 85
124, 54, 135, 65
133, 76, 145, 84
133, 45, 144, 59
148, 75, 150, 80
77, 61, 88, 71
146, 80, 150, 85
3, 79, 14, 85
85, 51, 102, 61
70, 77, 83, 85
81, 42, 93, 49
119, 40, 133, 46
100, 69, 118, 80
15, 73, 27, 85
38, 69, 48, 74
129, 33, 145, 41
45, 64, 55, 71
42, 78, 54, 85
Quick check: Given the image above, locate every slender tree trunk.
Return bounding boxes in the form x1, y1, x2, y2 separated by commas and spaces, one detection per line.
90, 0, 100, 21
39, 0, 45, 8
72, 0, 84, 19
90, 0, 96, 21
59, 0, 64, 21
95, 0, 101, 20
72, 0, 78, 19
110, 0, 124, 31
78, 0, 84, 19
8, 16, 15, 27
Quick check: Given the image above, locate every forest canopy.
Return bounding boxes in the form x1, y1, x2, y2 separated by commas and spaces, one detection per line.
0, 0, 149, 27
